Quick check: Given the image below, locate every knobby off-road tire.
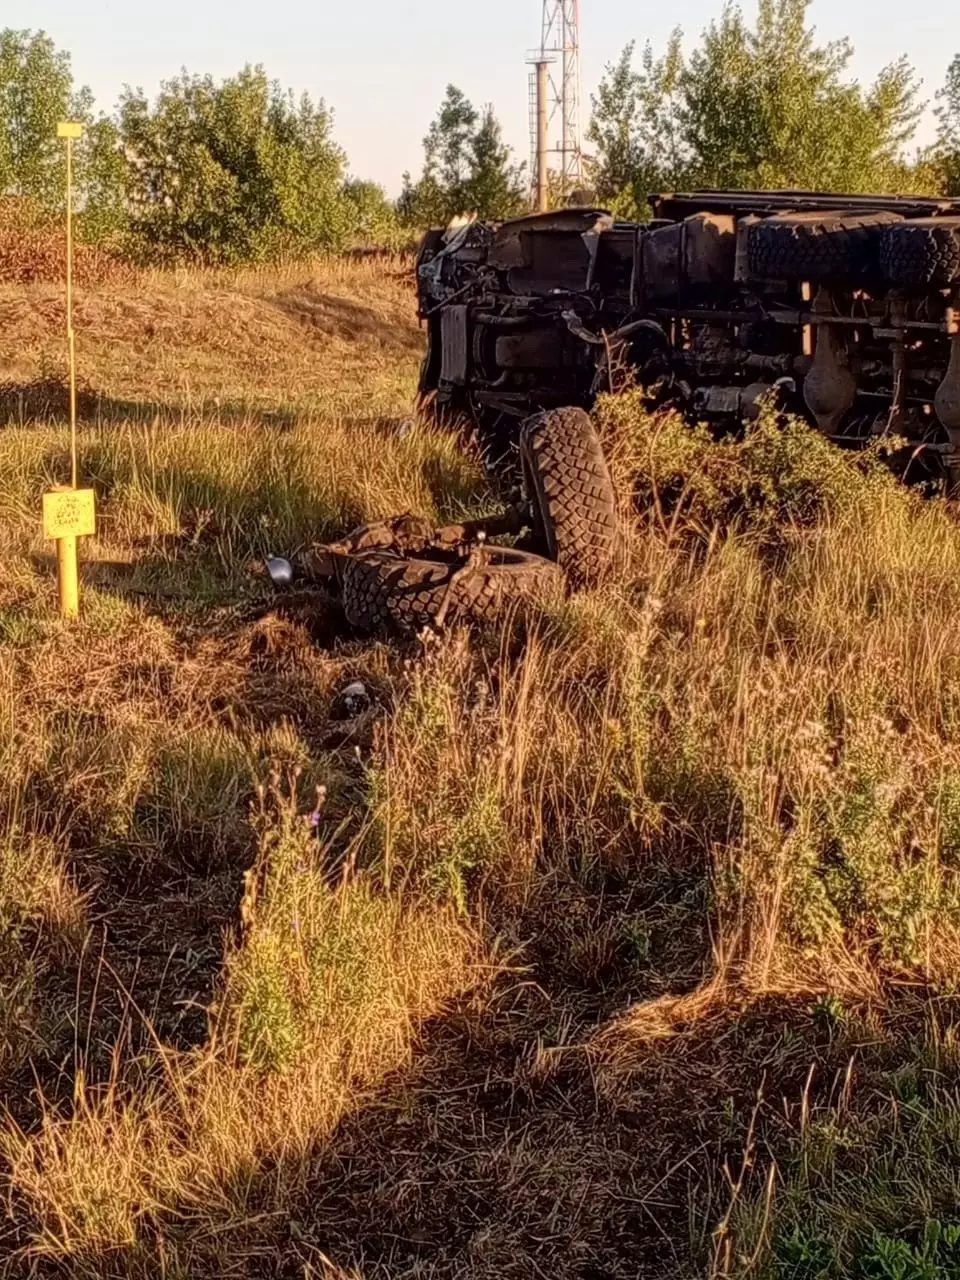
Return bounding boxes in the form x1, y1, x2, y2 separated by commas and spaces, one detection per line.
747, 211, 902, 284
519, 407, 618, 588
341, 546, 563, 636
880, 218, 960, 287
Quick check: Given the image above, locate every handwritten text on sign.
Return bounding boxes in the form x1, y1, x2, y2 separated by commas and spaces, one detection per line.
43, 489, 96, 540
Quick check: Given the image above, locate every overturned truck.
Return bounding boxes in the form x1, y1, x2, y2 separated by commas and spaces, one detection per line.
416, 191, 960, 486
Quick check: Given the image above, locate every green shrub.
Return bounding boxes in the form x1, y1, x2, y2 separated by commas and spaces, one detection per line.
737, 1091, 960, 1278
861, 1221, 960, 1279
117, 66, 354, 265
597, 391, 905, 545
223, 786, 471, 1073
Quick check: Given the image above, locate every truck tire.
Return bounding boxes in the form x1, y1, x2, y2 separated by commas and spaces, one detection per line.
880, 218, 960, 286
747, 210, 901, 283
519, 407, 618, 587
341, 546, 563, 636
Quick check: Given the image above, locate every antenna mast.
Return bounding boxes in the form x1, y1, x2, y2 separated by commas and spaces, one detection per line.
528, 0, 584, 205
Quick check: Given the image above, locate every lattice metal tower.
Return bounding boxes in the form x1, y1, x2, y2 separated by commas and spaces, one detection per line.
529, 0, 584, 203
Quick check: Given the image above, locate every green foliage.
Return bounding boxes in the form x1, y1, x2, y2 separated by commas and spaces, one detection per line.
0, 603, 45, 647
365, 658, 509, 912
773, 1228, 837, 1277
134, 728, 252, 872
683, 0, 923, 192
936, 55, 960, 196
0, 29, 86, 207
587, 35, 686, 217
341, 178, 404, 249
861, 1222, 960, 1280
598, 394, 960, 961
0, 33, 408, 260
117, 65, 351, 264
745, 1095, 960, 1278
589, 0, 934, 210
597, 390, 900, 540
77, 116, 128, 244
0, 832, 79, 1077
413, 84, 477, 221
226, 791, 366, 1072
810, 993, 846, 1034
399, 84, 526, 226
465, 106, 527, 221
226, 787, 459, 1073
0, 29, 123, 234
937, 772, 960, 868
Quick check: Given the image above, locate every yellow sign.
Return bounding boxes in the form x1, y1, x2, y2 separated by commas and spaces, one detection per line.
57, 121, 83, 139
43, 489, 96, 540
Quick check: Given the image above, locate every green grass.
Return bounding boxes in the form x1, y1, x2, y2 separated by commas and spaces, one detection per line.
731, 1063, 960, 1278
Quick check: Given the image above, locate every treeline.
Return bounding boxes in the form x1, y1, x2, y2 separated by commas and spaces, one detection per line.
0, 26, 528, 266
4, 3, 960, 268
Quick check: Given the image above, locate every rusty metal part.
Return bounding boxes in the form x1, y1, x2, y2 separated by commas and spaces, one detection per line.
299, 510, 525, 584
431, 509, 525, 547
936, 335, 960, 492
534, 59, 549, 214
650, 191, 960, 222
440, 305, 469, 385
640, 212, 737, 304
803, 289, 857, 436
888, 296, 909, 432
801, 282, 814, 359
694, 382, 784, 421
302, 514, 433, 581
433, 540, 489, 631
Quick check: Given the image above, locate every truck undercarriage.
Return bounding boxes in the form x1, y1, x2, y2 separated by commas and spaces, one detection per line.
416, 191, 960, 486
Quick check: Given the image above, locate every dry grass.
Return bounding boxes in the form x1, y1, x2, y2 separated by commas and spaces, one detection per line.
3, 263, 960, 1277
0, 253, 419, 420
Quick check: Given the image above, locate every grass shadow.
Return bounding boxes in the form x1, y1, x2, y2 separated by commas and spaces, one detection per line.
23, 969, 882, 1280
0, 570, 379, 1145
0, 378, 300, 429
269, 282, 424, 355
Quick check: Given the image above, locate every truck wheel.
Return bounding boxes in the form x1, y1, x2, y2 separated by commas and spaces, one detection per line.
880, 218, 960, 286
747, 211, 901, 283
519, 407, 618, 588
341, 546, 563, 636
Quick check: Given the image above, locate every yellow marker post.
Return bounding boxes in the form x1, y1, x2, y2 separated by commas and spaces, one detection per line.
45, 121, 94, 618
43, 488, 96, 616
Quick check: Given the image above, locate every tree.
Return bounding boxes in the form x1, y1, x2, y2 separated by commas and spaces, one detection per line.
399, 86, 525, 226
0, 29, 80, 205
0, 28, 122, 229
682, 0, 923, 192
463, 107, 526, 220
587, 36, 686, 218
937, 54, 960, 194
423, 85, 477, 214
77, 116, 129, 244
587, 0, 931, 214
118, 65, 351, 263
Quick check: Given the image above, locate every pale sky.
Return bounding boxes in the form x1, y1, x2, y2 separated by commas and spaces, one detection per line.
7, 0, 958, 194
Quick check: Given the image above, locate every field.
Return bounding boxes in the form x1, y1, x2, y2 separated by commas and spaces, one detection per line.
4, 257, 960, 1279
